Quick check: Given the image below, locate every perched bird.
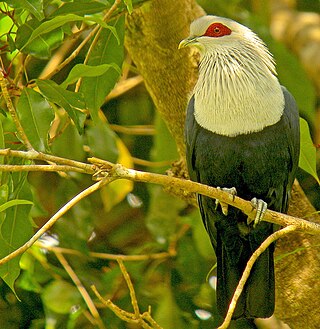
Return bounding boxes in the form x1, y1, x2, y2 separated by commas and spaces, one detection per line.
179, 16, 300, 320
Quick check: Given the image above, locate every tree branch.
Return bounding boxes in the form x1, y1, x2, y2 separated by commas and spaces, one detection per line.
125, 0, 205, 158
0, 150, 319, 268
91, 261, 163, 329
89, 159, 320, 235
36, 244, 175, 262
0, 176, 114, 266
0, 148, 94, 173
0, 164, 88, 173
55, 251, 106, 329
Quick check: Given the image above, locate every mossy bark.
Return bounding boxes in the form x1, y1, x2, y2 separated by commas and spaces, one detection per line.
125, 0, 204, 159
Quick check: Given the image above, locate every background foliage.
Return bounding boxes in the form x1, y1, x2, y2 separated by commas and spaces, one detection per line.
0, 0, 319, 328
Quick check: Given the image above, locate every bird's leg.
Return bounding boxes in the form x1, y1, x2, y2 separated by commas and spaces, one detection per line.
215, 187, 237, 216
248, 197, 268, 227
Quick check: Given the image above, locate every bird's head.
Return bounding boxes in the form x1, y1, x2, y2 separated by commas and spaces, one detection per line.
179, 16, 243, 51
179, 15, 276, 75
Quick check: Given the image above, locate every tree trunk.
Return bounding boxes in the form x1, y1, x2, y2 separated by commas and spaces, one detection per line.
274, 181, 320, 328
125, 0, 204, 159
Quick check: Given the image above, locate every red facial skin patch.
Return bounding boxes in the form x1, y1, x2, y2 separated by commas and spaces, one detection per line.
203, 23, 232, 38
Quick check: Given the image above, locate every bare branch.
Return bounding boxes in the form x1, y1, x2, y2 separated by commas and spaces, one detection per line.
0, 164, 88, 173
75, 0, 122, 92
0, 148, 94, 173
91, 285, 138, 322
55, 251, 106, 329
117, 260, 141, 321
89, 159, 320, 235
41, 0, 122, 82
0, 176, 114, 266
91, 261, 163, 329
36, 244, 175, 262
109, 124, 155, 135
105, 75, 144, 102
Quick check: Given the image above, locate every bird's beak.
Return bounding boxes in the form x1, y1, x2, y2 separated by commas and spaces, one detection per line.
178, 37, 198, 49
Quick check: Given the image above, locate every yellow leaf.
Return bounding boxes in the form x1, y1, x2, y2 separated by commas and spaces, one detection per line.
100, 136, 134, 212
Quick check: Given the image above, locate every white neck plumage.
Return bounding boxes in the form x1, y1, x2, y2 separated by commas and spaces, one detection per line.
193, 44, 284, 137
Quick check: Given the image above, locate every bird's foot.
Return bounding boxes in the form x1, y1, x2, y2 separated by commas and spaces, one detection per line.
248, 197, 268, 227
215, 187, 237, 216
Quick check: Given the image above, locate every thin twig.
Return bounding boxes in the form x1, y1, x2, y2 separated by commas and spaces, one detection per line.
55, 251, 106, 329
39, 28, 82, 80
91, 285, 137, 322
0, 177, 114, 266
0, 149, 94, 173
109, 124, 155, 135
141, 309, 163, 329
41, 0, 121, 81
132, 157, 173, 167
36, 243, 175, 261
0, 70, 33, 150
217, 225, 298, 329
0, 164, 87, 173
40, 21, 99, 81
117, 259, 141, 320
91, 283, 162, 329
105, 75, 144, 101
75, 0, 122, 92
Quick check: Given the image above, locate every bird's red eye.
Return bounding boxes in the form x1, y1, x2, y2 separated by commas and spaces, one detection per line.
203, 23, 232, 38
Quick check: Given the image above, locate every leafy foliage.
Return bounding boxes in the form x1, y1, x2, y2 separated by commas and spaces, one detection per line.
0, 0, 318, 328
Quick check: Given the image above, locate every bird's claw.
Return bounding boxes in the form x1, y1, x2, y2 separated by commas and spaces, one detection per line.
215, 187, 237, 216
249, 197, 268, 227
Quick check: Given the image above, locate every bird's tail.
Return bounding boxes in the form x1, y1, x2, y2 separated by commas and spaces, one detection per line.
215, 222, 275, 319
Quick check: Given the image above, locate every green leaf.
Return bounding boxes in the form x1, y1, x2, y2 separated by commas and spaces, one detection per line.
16, 18, 64, 59
146, 186, 185, 243
61, 63, 120, 89
190, 211, 214, 260
85, 121, 119, 162
124, 0, 133, 14
17, 14, 119, 54
151, 112, 179, 173
0, 199, 33, 213
49, 1, 110, 17
42, 280, 82, 314
0, 185, 9, 217
299, 118, 320, 184
154, 285, 185, 328
36, 79, 86, 134
0, 171, 33, 295
17, 88, 54, 152
51, 119, 86, 161
80, 16, 125, 122
100, 137, 134, 211
7, 33, 16, 52
3, 0, 44, 21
